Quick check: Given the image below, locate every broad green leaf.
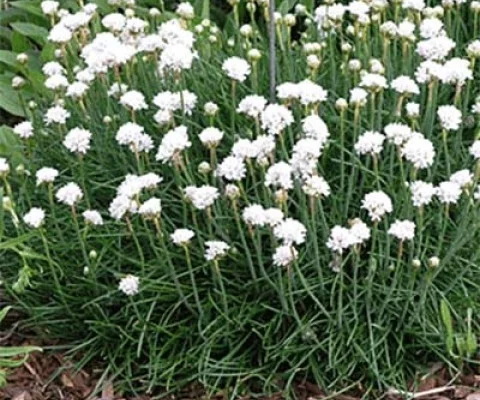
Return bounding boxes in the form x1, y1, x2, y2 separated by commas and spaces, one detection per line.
194, 0, 210, 20
0, 125, 24, 165
40, 42, 56, 62
0, 9, 25, 25
0, 85, 25, 116
92, 0, 112, 14
10, 0, 44, 18
10, 22, 48, 46
26, 69, 45, 93
0, 50, 42, 82
279, 0, 297, 14
0, 50, 19, 69
11, 31, 30, 53
0, 27, 12, 44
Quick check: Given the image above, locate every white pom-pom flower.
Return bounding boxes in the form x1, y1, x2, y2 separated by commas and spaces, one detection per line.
118, 274, 140, 296
23, 207, 46, 229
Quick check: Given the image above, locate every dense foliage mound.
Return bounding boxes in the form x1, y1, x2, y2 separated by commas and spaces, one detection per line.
1, 0, 480, 396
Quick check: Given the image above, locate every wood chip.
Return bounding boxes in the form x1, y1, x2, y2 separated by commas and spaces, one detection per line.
12, 391, 32, 400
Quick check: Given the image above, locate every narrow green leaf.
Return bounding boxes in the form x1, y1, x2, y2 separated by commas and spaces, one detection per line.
440, 300, 454, 354
0, 307, 11, 324
0, 187, 4, 239
0, 346, 41, 358
0, 355, 30, 368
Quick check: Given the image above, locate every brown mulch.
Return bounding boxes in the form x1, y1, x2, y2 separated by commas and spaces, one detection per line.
2, 346, 480, 400
1, 329, 480, 400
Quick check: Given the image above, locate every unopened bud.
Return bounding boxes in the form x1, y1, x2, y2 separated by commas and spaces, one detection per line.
198, 161, 211, 174
428, 256, 440, 268
16, 53, 28, 65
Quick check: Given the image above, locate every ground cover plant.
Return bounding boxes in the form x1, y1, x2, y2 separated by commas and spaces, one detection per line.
1, 0, 480, 397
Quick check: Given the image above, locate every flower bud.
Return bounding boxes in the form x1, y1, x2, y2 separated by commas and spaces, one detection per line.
149, 7, 161, 17
15, 164, 26, 175
284, 14, 296, 27
247, 48, 261, 62
348, 59, 362, 72
12, 76, 25, 89
412, 259, 421, 268
275, 189, 288, 204
303, 42, 321, 54
204, 102, 219, 116
89, 250, 98, 260
16, 53, 28, 65
240, 24, 253, 37
274, 12, 282, 25
295, 4, 306, 15
198, 161, 211, 174
225, 184, 240, 200
307, 54, 320, 69
246, 2, 256, 13
335, 98, 348, 111
2, 197, 13, 211
341, 43, 353, 53
428, 256, 440, 268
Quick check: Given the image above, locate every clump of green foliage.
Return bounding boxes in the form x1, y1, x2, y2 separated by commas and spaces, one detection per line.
0, 0, 480, 398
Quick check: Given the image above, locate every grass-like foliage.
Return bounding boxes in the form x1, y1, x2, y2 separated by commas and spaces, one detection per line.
1, 0, 480, 396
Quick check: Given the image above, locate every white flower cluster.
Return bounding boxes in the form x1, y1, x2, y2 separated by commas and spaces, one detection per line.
116, 122, 154, 154
326, 219, 371, 256
7, 0, 479, 312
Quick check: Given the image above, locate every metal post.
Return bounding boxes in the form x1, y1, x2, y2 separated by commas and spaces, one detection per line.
268, 0, 276, 102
